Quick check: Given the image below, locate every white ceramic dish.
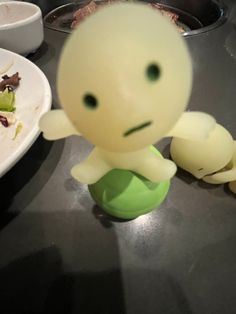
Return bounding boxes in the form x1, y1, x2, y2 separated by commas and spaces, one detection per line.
0, 1, 44, 55
0, 48, 51, 177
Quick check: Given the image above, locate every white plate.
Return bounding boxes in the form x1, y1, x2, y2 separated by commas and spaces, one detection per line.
0, 48, 51, 177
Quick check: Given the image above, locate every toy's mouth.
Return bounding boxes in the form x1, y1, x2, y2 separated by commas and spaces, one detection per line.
123, 121, 153, 137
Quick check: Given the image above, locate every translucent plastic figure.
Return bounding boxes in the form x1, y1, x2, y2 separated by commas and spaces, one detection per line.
39, 3, 216, 217
40, 3, 215, 183
171, 124, 236, 193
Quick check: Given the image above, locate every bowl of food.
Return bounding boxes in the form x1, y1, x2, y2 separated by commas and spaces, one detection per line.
43, 0, 227, 36
0, 1, 44, 55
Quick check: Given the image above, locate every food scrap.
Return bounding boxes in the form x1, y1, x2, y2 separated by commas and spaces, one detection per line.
0, 111, 16, 127
71, 1, 185, 33
0, 115, 8, 127
149, 3, 184, 32
0, 72, 21, 129
71, 0, 99, 28
0, 72, 21, 92
0, 89, 15, 112
0, 59, 14, 75
13, 122, 23, 140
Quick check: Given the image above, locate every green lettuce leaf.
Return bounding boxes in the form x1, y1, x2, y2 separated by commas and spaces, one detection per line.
0, 89, 15, 112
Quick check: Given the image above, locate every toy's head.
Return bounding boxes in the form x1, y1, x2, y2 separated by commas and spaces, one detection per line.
170, 124, 234, 179
58, 3, 192, 152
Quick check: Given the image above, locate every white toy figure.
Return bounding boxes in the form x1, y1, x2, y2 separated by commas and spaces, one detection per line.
39, 3, 215, 185
170, 123, 236, 193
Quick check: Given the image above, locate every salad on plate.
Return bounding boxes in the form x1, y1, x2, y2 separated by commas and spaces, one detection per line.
0, 72, 22, 138
0, 48, 51, 178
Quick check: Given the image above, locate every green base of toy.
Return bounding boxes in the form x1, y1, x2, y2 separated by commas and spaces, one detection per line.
88, 146, 170, 219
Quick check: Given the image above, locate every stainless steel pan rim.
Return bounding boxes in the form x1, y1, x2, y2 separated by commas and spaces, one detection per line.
43, 0, 228, 36
183, 2, 228, 37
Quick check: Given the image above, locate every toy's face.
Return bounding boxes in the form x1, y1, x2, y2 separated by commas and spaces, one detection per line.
170, 124, 234, 179
58, 3, 192, 152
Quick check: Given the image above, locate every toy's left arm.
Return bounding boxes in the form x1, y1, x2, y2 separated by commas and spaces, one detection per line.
39, 109, 80, 140
167, 112, 216, 140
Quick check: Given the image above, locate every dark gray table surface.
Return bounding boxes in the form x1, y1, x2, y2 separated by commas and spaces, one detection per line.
0, 1, 236, 313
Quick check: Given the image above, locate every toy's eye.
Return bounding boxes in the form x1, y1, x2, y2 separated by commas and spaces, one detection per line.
146, 63, 161, 81
198, 168, 204, 171
83, 93, 98, 110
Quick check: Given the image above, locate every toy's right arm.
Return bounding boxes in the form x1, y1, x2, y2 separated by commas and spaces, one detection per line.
39, 109, 80, 140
